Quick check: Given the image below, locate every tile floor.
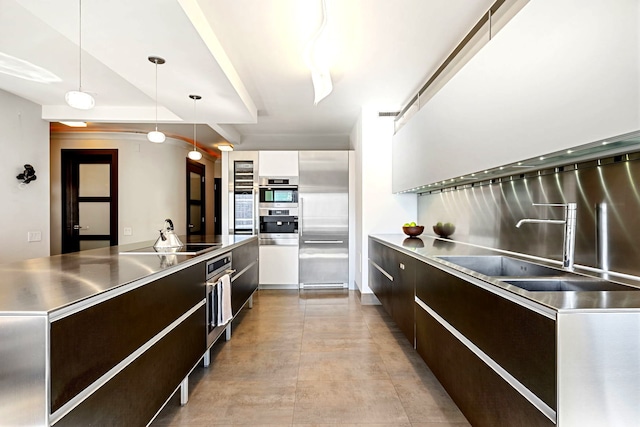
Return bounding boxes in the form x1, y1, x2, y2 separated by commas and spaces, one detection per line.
151, 289, 470, 426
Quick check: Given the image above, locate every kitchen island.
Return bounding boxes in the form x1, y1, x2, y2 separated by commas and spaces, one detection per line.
0, 235, 258, 426
369, 234, 640, 427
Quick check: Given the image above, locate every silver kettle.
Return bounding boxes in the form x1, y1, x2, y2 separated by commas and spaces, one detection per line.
153, 219, 184, 250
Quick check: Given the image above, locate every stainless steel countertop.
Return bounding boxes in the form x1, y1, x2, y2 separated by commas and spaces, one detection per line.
0, 235, 256, 314
370, 234, 640, 312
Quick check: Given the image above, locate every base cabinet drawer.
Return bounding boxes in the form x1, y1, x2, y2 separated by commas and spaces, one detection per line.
55, 306, 205, 426
369, 262, 392, 315
416, 306, 554, 427
232, 240, 259, 314
232, 263, 258, 315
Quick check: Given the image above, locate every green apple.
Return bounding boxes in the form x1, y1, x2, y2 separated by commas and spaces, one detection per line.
403, 223, 411, 227
410, 221, 417, 227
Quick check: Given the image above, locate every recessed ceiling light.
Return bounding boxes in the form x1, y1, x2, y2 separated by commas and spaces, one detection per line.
59, 121, 87, 127
539, 156, 545, 160
567, 149, 573, 154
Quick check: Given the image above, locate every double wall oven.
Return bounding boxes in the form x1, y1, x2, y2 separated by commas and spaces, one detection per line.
258, 177, 299, 246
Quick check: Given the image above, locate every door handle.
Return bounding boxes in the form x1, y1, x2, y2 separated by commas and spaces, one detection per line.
299, 197, 303, 238
73, 225, 87, 230
188, 224, 195, 228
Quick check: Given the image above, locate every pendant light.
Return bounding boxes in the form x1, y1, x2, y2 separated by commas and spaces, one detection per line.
147, 56, 166, 143
187, 94, 203, 161
65, 0, 95, 110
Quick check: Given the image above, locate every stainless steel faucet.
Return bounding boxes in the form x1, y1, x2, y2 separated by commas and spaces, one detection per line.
516, 203, 577, 270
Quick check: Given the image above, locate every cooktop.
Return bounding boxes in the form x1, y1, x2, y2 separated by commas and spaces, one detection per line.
120, 243, 222, 256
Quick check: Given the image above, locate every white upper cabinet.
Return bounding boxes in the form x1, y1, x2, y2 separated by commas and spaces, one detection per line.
258, 151, 299, 177
392, 0, 640, 193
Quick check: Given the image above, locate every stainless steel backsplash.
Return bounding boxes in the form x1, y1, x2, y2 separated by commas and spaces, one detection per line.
418, 154, 640, 277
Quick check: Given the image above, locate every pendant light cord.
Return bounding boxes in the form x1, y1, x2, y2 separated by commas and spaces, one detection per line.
154, 60, 158, 132
78, 0, 83, 91
193, 97, 197, 150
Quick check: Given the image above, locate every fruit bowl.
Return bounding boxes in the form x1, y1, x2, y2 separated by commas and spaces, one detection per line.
402, 225, 424, 237
433, 222, 455, 238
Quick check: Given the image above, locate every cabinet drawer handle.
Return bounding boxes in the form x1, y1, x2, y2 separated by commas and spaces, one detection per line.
400, 263, 405, 270
370, 260, 393, 282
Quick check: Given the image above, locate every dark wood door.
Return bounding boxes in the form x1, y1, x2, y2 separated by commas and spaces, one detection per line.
214, 177, 222, 235
61, 149, 118, 253
186, 159, 205, 236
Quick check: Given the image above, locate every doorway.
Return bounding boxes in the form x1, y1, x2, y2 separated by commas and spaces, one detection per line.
61, 149, 118, 253
187, 159, 205, 236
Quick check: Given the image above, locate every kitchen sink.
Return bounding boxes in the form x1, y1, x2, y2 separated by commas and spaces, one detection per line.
503, 278, 639, 292
436, 255, 567, 277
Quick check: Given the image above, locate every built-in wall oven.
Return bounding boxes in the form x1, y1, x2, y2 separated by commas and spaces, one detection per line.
258, 177, 298, 209
205, 253, 234, 349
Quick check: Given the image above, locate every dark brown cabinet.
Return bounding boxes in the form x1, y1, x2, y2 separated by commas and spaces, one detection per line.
415, 262, 556, 412
416, 308, 554, 427
391, 251, 415, 344
50, 262, 205, 414
369, 236, 557, 426
230, 237, 259, 315
368, 238, 415, 344
50, 238, 259, 426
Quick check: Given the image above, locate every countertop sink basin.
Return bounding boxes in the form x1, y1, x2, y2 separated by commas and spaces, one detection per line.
436, 255, 568, 277
503, 278, 639, 292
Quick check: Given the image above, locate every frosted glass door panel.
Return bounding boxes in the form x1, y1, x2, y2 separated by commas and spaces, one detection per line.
190, 205, 202, 233
79, 202, 111, 235
79, 164, 110, 197
190, 172, 201, 201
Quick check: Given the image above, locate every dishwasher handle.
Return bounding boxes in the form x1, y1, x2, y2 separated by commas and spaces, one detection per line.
303, 240, 344, 244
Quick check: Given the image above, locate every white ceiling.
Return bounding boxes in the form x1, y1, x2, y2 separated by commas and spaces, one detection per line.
0, 0, 495, 153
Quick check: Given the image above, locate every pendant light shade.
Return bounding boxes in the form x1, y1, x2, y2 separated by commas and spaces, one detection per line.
147, 56, 166, 143
147, 130, 166, 144
187, 94, 203, 160
65, 0, 95, 110
65, 90, 95, 110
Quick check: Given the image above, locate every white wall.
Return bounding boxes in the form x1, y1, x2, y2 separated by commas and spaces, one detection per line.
352, 107, 417, 294
0, 89, 50, 263
237, 134, 350, 151
50, 133, 218, 254
393, 0, 640, 192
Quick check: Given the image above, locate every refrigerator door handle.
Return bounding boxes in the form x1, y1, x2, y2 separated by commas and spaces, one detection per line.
303, 240, 344, 244
299, 197, 303, 238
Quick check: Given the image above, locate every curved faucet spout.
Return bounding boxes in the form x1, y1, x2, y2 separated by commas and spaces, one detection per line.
516, 203, 577, 270
515, 218, 566, 228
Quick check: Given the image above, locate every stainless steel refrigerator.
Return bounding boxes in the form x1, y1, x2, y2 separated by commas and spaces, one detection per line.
298, 151, 349, 288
